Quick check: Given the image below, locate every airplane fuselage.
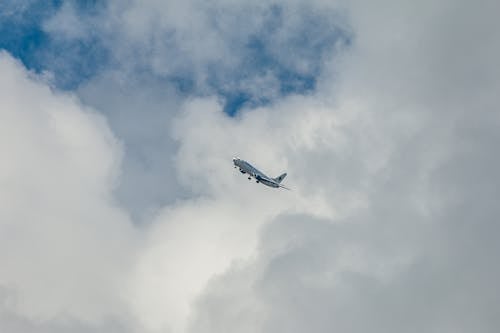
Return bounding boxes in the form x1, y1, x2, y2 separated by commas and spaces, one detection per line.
233, 157, 286, 189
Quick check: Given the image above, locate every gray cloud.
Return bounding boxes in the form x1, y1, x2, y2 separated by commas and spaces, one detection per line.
185, 121, 500, 331
0, 303, 133, 333
182, 1, 500, 332
2, 0, 500, 332
76, 71, 188, 222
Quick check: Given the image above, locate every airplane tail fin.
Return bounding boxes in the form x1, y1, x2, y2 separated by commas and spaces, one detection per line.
274, 173, 287, 183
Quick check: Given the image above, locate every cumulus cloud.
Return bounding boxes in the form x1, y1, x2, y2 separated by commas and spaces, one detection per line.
2, 0, 500, 332
0, 52, 136, 329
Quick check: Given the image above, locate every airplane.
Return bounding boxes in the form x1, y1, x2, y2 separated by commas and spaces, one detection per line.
233, 157, 290, 190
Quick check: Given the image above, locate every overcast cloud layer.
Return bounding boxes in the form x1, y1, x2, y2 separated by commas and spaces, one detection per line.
1, 0, 500, 332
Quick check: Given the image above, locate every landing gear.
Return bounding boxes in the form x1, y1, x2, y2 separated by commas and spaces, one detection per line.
248, 177, 251, 180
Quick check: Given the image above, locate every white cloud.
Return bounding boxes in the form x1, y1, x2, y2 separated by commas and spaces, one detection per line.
2, 0, 500, 332
0, 52, 136, 326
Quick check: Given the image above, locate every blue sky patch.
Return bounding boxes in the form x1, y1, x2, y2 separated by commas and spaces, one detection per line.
0, 1, 60, 72
1, 1, 350, 113
206, 5, 350, 115
0, 0, 108, 89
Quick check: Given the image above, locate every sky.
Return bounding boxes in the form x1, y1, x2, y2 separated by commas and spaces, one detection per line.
1, 0, 500, 332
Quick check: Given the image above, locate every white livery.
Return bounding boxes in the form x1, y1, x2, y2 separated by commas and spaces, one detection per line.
233, 157, 290, 190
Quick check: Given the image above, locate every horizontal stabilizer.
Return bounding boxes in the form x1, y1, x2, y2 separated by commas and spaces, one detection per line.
279, 184, 291, 190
